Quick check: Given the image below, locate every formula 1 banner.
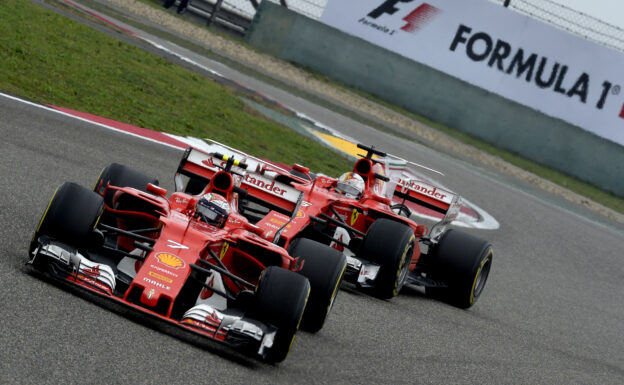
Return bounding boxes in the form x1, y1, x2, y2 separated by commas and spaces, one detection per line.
321, 0, 624, 147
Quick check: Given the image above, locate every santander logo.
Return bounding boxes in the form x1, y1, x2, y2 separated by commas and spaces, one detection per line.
243, 174, 288, 197
399, 179, 453, 204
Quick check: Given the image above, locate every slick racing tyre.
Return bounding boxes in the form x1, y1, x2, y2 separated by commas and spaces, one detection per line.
93, 163, 158, 208
184, 178, 207, 195
247, 266, 310, 363
360, 219, 416, 299
30, 182, 104, 256
425, 229, 493, 309
289, 238, 347, 333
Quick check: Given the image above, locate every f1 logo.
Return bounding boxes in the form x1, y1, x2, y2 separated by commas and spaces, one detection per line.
368, 0, 414, 18
368, 1, 441, 33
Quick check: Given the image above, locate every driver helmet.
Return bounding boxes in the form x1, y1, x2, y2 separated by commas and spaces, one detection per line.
195, 193, 230, 227
336, 172, 365, 199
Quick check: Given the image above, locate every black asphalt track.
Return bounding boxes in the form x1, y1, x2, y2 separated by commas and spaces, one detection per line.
2, 89, 623, 385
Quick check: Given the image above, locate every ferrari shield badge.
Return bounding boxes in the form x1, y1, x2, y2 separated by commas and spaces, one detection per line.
350, 209, 360, 226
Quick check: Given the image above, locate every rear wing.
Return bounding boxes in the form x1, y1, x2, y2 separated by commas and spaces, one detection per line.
392, 177, 463, 242
393, 178, 457, 215
202, 141, 305, 215
175, 145, 302, 216
174, 146, 247, 193
241, 172, 300, 214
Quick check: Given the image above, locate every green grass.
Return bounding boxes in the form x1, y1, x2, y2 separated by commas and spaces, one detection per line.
0, 0, 351, 175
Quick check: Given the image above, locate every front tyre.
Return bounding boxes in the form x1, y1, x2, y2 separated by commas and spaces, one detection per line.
246, 266, 310, 363
425, 229, 493, 309
289, 238, 347, 333
360, 219, 416, 299
30, 182, 104, 256
93, 163, 158, 208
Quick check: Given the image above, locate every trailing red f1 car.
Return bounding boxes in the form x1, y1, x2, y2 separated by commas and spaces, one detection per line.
28, 150, 346, 363
186, 141, 493, 308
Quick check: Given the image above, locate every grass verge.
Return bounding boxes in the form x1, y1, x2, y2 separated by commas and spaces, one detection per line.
0, 0, 352, 175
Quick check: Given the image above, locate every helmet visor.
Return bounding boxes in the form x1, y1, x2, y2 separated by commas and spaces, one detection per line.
336, 182, 362, 199
196, 200, 227, 226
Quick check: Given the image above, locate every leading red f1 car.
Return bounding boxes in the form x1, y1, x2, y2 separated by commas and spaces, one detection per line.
28, 149, 346, 363
187, 141, 492, 308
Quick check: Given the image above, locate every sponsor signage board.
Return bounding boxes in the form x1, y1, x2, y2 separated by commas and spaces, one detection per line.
320, 0, 624, 147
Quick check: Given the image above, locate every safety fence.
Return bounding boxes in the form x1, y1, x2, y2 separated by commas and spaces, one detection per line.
229, 0, 325, 20
165, 0, 325, 33
490, 0, 624, 52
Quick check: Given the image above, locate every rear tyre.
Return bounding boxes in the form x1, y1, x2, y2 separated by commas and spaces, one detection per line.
360, 218, 416, 299
184, 178, 208, 195
247, 266, 310, 363
93, 163, 158, 208
30, 182, 104, 256
289, 238, 347, 333
425, 229, 493, 309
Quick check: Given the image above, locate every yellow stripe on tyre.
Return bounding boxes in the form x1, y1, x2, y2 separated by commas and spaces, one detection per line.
469, 249, 493, 305
32, 186, 60, 242
393, 235, 415, 297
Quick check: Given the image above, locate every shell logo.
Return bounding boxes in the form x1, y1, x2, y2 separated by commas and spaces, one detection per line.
155, 253, 185, 269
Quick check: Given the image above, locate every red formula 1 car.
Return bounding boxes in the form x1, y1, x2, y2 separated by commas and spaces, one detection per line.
28, 150, 346, 363
190, 141, 492, 308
